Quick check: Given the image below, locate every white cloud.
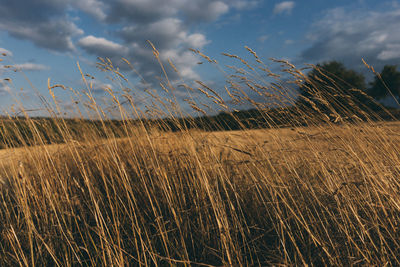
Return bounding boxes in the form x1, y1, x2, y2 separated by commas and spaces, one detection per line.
186, 33, 209, 48
207, 1, 229, 19
273, 1, 295, 15
78, 35, 128, 56
13, 63, 50, 71
300, 8, 400, 71
71, 0, 106, 20
161, 49, 203, 80
378, 44, 400, 60
88, 80, 113, 93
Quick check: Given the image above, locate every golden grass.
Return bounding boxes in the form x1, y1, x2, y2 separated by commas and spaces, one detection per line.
1, 48, 400, 266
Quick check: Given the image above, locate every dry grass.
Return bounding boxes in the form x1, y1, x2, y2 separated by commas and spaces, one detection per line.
1, 49, 400, 266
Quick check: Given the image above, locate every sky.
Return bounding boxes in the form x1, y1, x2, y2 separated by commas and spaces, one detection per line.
0, 0, 399, 117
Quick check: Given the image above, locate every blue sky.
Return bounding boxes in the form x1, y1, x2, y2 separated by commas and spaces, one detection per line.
0, 0, 399, 116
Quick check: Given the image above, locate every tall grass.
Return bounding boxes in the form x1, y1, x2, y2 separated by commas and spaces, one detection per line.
1, 47, 400, 266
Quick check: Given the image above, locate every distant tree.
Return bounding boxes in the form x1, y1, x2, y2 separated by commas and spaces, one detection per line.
369, 65, 400, 101
297, 61, 372, 116
298, 61, 366, 98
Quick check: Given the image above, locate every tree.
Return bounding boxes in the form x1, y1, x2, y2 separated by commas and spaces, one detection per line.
369, 65, 400, 101
297, 61, 372, 117
299, 61, 366, 97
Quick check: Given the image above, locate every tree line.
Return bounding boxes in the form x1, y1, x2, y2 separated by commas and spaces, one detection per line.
297, 61, 400, 108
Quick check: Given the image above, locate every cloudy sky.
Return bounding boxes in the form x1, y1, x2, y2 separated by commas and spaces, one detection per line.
0, 0, 399, 116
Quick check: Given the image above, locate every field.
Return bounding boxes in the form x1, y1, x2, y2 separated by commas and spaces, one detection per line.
1, 53, 400, 266
1, 118, 400, 266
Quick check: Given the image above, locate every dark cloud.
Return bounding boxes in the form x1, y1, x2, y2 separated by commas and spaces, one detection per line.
0, 0, 83, 52
118, 18, 208, 50
78, 34, 203, 84
1, 20, 83, 52
104, 0, 181, 24
71, 0, 106, 20
0, 0, 259, 83
0, 0, 66, 23
93, 0, 241, 84
103, 0, 232, 24
78, 0, 231, 84
300, 8, 400, 73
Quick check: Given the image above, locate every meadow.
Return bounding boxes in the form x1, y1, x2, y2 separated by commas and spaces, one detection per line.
1, 49, 400, 266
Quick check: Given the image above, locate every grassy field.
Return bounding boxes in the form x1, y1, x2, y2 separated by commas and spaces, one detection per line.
1, 52, 400, 265
1, 120, 400, 265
